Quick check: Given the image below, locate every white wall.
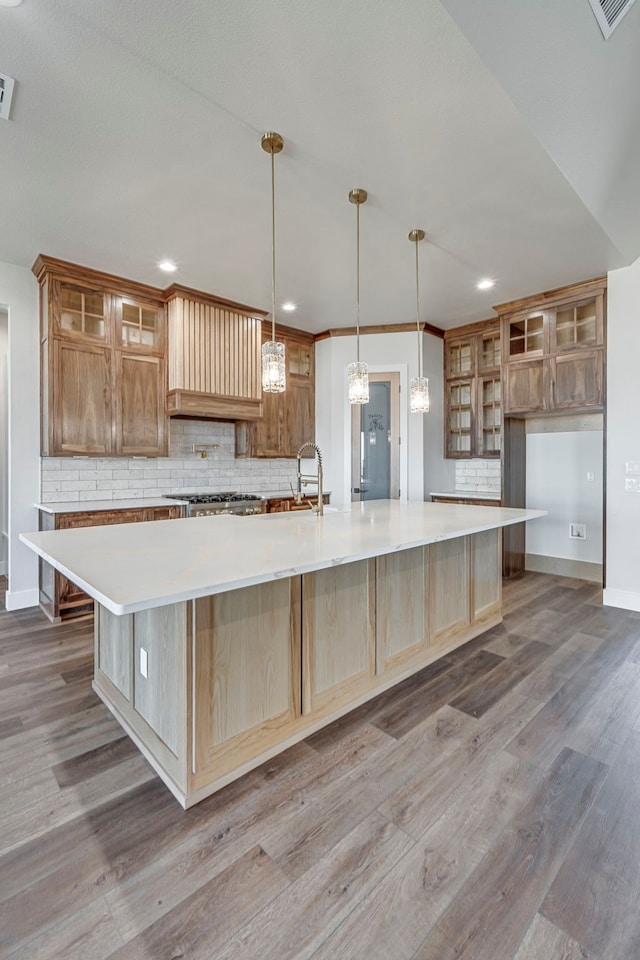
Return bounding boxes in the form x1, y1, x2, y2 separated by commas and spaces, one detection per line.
316, 330, 447, 507
0, 310, 8, 575
0, 262, 40, 609
605, 253, 640, 610
526, 428, 603, 566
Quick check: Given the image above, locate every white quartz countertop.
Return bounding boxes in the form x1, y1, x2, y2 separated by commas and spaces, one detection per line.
21, 500, 545, 617
430, 491, 502, 501
36, 498, 186, 514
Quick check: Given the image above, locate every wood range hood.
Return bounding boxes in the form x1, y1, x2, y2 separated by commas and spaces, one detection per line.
165, 284, 268, 422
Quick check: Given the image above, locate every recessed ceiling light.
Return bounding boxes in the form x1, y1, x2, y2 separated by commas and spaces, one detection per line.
476, 278, 495, 291
158, 260, 178, 273
282, 302, 296, 312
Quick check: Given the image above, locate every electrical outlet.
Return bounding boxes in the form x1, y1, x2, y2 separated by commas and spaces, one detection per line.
586, 471, 595, 482
569, 523, 587, 540
140, 647, 148, 678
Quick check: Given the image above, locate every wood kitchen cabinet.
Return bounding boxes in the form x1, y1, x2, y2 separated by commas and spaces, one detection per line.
266, 493, 330, 513
498, 278, 605, 417
235, 324, 315, 459
444, 320, 501, 459
38, 504, 184, 621
34, 256, 168, 457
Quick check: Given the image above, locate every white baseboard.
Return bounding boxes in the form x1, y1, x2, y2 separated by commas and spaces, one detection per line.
603, 588, 640, 613
525, 553, 602, 584
4, 587, 39, 611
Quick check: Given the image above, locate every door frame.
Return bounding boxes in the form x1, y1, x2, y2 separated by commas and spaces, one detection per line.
351, 372, 401, 501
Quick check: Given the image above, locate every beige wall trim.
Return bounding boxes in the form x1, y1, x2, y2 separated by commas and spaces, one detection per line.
525, 553, 602, 583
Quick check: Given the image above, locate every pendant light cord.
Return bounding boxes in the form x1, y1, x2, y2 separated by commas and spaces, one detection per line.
356, 199, 361, 363
414, 237, 421, 379
270, 147, 276, 343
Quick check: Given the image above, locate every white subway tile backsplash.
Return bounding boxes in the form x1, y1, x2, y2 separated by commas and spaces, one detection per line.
455, 458, 501, 494
40, 420, 300, 503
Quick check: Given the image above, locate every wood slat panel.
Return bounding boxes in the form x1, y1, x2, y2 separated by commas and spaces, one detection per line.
167, 295, 261, 400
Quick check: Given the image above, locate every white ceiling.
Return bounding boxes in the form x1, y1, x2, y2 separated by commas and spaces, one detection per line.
0, 0, 636, 332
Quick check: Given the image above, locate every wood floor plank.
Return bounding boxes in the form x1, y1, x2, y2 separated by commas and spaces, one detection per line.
506, 626, 639, 767
450, 640, 554, 718
104, 732, 382, 941
1, 572, 637, 959
369, 649, 505, 738
0, 753, 157, 856
106, 845, 290, 960
0, 718, 23, 742
410, 747, 607, 960
213, 812, 414, 960
310, 750, 539, 960
4, 897, 123, 960
380, 691, 544, 839
52, 734, 139, 788
540, 730, 640, 960
513, 914, 595, 960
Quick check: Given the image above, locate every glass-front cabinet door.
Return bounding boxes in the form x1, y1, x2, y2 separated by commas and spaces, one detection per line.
478, 329, 501, 373
507, 310, 546, 358
116, 297, 164, 353
479, 376, 501, 456
54, 282, 110, 343
446, 337, 474, 379
446, 379, 473, 457
552, 296, 603, 352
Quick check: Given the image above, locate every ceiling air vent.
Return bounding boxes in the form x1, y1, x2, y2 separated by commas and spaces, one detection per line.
0, 73, 15, 121
588, 0, 638, 38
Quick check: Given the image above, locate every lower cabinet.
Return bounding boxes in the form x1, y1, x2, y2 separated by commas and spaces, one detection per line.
266, 493, 330, 513
93, 528, 502, 807
39, 505, 184, 621
302, 560, 376, 714
192, 580, 301, 780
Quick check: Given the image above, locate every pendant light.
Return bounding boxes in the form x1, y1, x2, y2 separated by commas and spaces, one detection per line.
408, 228, 430, 414
261, 132, 286, 393
347, 188, 369, 404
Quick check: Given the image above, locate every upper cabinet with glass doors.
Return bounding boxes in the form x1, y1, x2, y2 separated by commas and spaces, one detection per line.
444, 319, 501, 460
34, 255, 168, 457
497, 277, 605, 416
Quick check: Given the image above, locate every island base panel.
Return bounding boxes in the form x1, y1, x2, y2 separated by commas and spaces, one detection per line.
93, 529, 502, 807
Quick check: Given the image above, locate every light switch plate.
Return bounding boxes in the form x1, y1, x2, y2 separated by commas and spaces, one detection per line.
569, 523, 587, 540
140, 647, 148, 678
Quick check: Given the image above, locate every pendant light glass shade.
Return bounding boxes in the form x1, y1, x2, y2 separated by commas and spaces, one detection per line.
408, 229, 430, 414
409, 376, 430, 413
347, 188, 369, 405
261, 132, 286, 394
262, 340, 286, 392
347, 361, 369, 404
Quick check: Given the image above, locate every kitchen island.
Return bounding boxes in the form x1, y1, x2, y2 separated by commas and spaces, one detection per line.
21, 500, 544, 807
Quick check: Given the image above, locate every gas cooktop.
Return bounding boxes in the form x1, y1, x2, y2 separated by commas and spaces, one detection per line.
164, 492, 263, 504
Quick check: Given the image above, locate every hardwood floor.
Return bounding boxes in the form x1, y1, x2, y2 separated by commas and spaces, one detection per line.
1, 572, 639, 959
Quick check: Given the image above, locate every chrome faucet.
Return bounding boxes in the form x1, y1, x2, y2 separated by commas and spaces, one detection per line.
295, 442, 324, 515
